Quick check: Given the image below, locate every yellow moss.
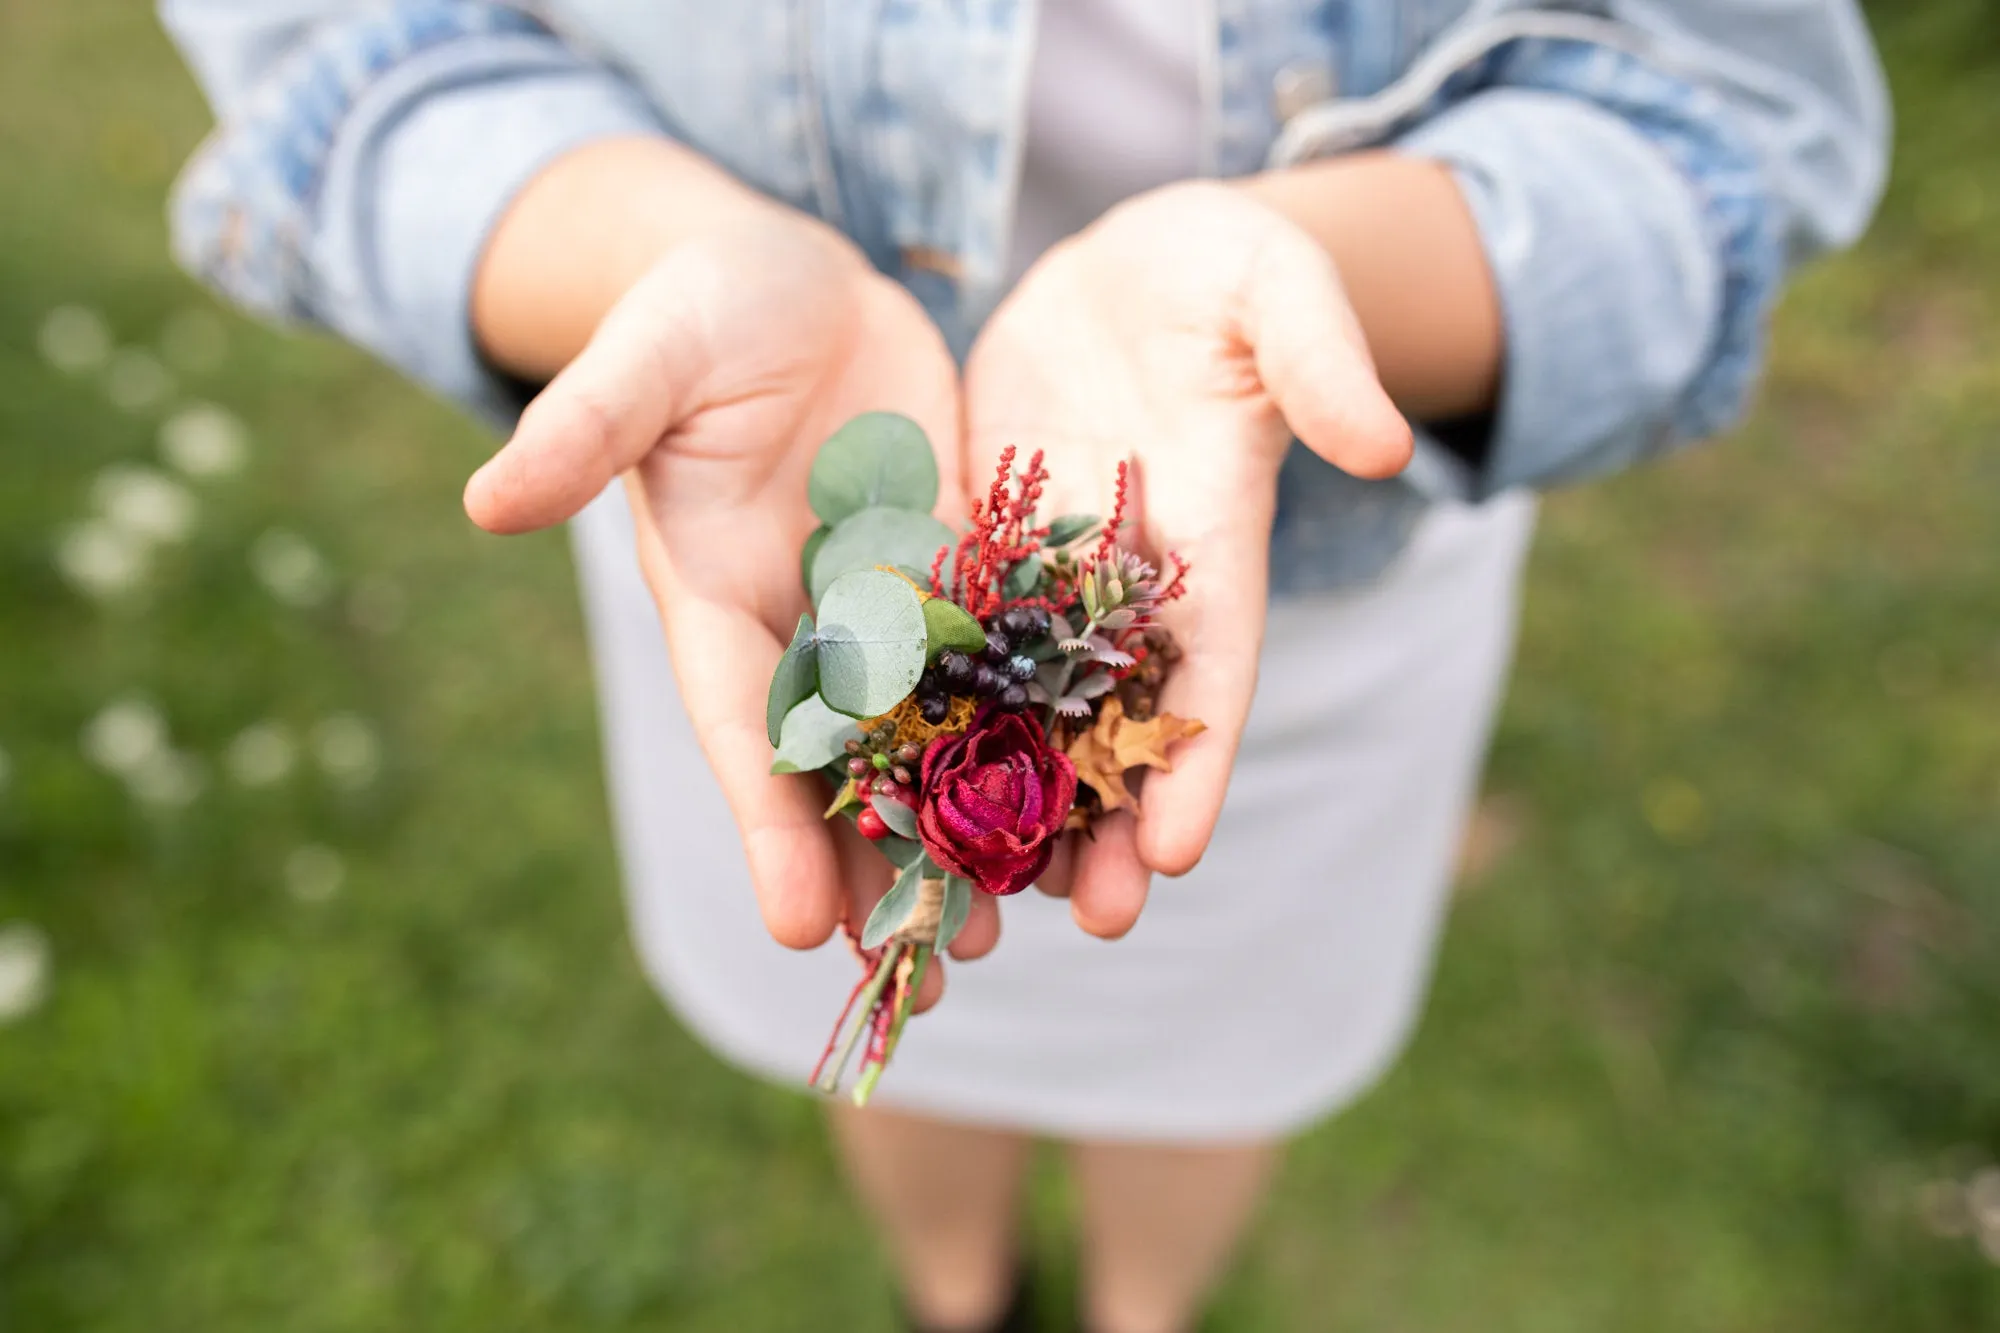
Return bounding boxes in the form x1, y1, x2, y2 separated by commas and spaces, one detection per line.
863, 693, 976, 748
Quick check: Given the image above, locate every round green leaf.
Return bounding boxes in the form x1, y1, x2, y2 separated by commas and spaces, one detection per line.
808, 412, 939, 525
921, 596, 987, 661
870, 793, 920, 840
800, 524, 831, 594
877, 835, 926, 870
765, 613, 818, 745
815, 570, 927, 719
1043, 513, 1100, 547
1002, 556, 1043, 601
770, 695, 860, 775
861, 857, 925, 950
934, 876, 973, 953
809, 505, 955, 607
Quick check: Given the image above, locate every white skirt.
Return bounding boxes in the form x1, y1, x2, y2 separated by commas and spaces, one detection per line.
570, 486, 1538, 1143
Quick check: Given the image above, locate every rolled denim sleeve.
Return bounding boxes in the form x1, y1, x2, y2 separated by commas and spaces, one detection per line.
1394, 3, 1888, 498
161, 2, 671, 419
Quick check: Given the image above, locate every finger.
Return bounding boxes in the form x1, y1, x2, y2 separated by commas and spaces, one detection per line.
1037, 833, 1077, 899
643, 507, 844, 950
1242, 227, 1413, 481
1070, 811, 1150, 939
947, 890, 1002, 961
465, 256, 715, 534
911, 951, 947, 1013
1130, 456, 1270, 877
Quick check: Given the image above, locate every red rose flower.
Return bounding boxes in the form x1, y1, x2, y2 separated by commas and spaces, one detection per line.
917, 707, 1078, 896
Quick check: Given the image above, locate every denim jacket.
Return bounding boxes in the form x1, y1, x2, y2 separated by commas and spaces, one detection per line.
159, 0, 1888, 592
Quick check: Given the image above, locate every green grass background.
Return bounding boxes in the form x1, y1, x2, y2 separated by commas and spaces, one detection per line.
2, 2, 1997, 1328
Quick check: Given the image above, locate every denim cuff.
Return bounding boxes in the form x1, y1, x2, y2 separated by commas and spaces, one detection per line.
1398, 72, 1779, 497
168, 8, 668, 419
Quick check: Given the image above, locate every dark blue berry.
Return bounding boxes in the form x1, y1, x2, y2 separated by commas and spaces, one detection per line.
998, 607, 1036, 638
937, 650, 976, 690
997, 683, 1029, 711
919, 694, 950, 724
972, 664, 1002, 696
1004, 654, 1037, 682
983, 628, 1011, 661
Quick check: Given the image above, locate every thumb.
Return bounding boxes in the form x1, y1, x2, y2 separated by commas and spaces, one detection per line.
464, 259, 712, 534
1240, 227, 1413, 481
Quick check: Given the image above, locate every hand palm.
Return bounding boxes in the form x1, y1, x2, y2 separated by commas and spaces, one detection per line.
467, 221, 983, 980
965, 184, 1411, 935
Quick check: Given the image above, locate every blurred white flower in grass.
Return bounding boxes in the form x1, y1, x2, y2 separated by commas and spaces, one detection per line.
312, 713, 382, 789
0, 924, 52, 1024
82, 697, 168, 776
159, 307, 228, 374
284, 844, 345, 903
225, 722, 296, 788
251, 529, 334, 607
103, 347, 175, 413
159, 403, 249, 479
81, 698, 206, 808
38, 305, 112, 374
128, 749, 207, 809
55, 521, 148, 599
1972, 1171, 2000, 1265
93, 465, 197, 544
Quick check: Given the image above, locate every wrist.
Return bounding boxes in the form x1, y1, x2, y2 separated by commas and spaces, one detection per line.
472, 135, 820, 379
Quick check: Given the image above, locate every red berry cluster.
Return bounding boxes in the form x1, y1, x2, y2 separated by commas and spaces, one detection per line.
847, 734, 925, 840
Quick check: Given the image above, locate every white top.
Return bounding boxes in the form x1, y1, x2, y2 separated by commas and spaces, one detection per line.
563, 1, 1541, 1139
1007, 0, 1204, 281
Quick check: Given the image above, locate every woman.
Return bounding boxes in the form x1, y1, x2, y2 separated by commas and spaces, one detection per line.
159, 3, 1887, 1330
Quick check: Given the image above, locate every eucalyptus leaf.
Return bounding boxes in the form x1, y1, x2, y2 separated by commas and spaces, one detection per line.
771, 695, 860, 774
808, 412, 939, 525
861, 857, 925, 949
800, 524, 831, 594
871, 793, 920, 840
1002, 557, 1042, 600
815, 570, 928, 718
934, 876, 973, 953
922, 596, 987, 661
765, 613, 819, 745
878, 835, 926, 869
1044, 513, 1100, 547
809, 505, 956, 606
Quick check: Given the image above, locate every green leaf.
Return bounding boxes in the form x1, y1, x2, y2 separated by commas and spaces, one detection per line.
861, 857, 925, 950
764, 614, 818, 745
1044, 513, 1099, 547
878, 836, 926, 869
921, 596, 987, 662
935, 876, 973, 953
808, 412, 939, 525
871, 793, 919, 840
770, 695, 860, 774
815, 570, 928, 718
1002, 557, 1042, 600
808, 505, 956, 606
800, 524, 831, 594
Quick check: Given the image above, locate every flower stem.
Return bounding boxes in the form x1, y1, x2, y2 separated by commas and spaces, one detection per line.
814, 943, 901, 1095
853, 945, 931, 1107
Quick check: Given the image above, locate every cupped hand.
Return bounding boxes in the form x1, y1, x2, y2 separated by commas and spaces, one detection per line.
463, 211, 998, 997
964, 181, 1413, 938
